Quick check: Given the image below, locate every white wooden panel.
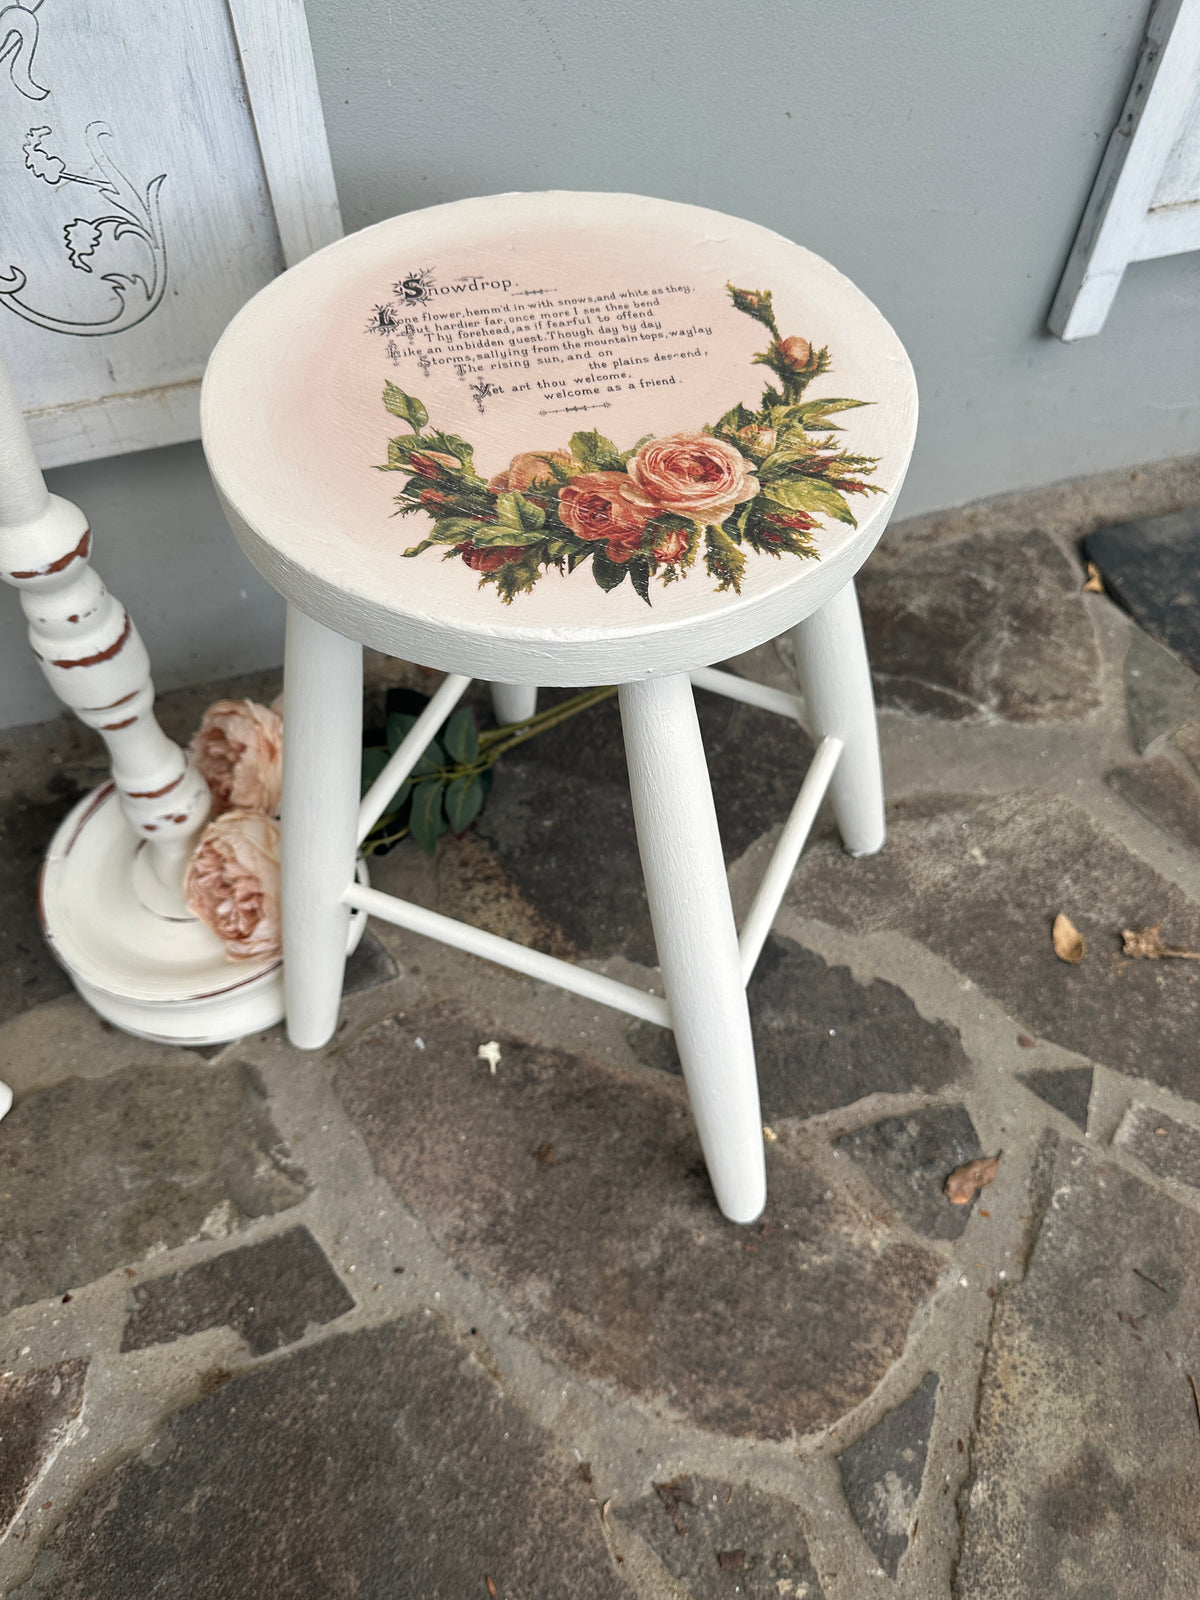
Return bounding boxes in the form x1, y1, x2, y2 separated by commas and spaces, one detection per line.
0, 0, 339, 466
1049, 0, 1200, 340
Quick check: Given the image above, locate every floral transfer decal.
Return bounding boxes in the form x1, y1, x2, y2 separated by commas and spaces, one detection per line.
377, 284, 883, 604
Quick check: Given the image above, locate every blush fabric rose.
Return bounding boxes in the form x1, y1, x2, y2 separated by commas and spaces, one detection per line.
185, 810, 281, 962
459, 543, 527, 574
557, 471, 656, 562
190, 699, 283, 819
625, 433, 758, 525
652, 527, 690, 564
487, 450, 572, 494
778, 335, 812, 370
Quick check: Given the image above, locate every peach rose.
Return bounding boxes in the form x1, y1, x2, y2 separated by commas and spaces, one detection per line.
778, 335, 812, 370
487, 450, 572, 494
557, 471, 657, 562
185, 810, 281, 962
625, 433, 758, 525
190, 699, 283, 819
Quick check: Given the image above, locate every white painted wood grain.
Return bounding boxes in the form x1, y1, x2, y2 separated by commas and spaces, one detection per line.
1049, 0, 1200, 340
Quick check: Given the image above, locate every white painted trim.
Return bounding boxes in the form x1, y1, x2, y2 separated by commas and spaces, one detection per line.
357, 672, 472, 844
1049, 0, 1200, 340
22, 0, 342, 467
226, 0, 344, 268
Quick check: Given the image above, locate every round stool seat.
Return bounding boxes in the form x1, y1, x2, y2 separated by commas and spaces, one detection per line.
203, 192, 916, 685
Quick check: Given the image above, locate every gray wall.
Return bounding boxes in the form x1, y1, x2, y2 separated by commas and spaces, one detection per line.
4, 0, 1199, 727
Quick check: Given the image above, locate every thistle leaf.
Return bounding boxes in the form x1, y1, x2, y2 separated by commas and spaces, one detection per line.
765, 477, 857, 526
704, 525, 747, 593
382, 382, 428, 430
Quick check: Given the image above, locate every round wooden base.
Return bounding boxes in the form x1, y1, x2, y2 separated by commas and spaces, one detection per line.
40, 783, 367, 1047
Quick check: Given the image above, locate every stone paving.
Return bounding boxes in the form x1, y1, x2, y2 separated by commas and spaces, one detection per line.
2, 469, 1200, 1597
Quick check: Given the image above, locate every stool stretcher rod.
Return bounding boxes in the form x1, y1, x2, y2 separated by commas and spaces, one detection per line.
357, 672, 473, 845
738, 734, 844, 984
342, 881, 673, 1028
688, 667, 807, 726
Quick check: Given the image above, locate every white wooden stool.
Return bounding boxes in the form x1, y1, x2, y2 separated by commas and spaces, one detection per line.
202, 192, 917, 1223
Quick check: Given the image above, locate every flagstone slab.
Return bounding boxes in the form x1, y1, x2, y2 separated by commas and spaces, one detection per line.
0, 787, 79, 1025
788, 791, 1200, 1099
1085, 508, 1200, 675
10, 1318, 632, 1600
1113, 1102, 1200, 1192
1122, 626, 1200, 753
0, 1062, 308, 1313
838, 1370, 939, 1578
954, 1144, 1200, 1599
1015, 1068, 1093, 1133
857, 529, 1101, 722
334, 1006, 944, 1441
1107, 754, 1200, 853
0, 1360, 87, 1535
474, 690, 813, 964
623, 1473, 824, 1599
121, 1227, 354, 1357
628, 935, 971, 1120
834, 1108, 984, 1241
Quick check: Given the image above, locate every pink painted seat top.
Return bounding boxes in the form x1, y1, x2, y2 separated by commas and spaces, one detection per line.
202, 192, 917, 683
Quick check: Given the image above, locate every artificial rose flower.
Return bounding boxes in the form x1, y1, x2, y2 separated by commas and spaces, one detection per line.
625, 433, 758, 525
190, 699, 283, 819
652, 527, 690, 564
777, 335, 812, 370
185, 810, 281, 962
557, 471, 657, 562
486, 450, 572, 494
736, 423, 777, 456
459, 543, 528, 573
409, 450, 461, 478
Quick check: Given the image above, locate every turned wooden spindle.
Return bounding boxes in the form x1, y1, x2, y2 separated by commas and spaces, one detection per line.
0, 356, 210, 912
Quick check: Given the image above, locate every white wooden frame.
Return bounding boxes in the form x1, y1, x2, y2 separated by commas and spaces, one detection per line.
1050, 0, 1200, 340
15, 0, 341, 466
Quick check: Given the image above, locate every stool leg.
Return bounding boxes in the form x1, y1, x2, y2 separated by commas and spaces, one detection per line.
490, 682, 537, 725
281, 605, 362, 1049
791, 580, 885, 857
620, 675, 766, 1224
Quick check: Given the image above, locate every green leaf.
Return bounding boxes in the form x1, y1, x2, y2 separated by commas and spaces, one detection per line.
627, 555, 652, 605
569, 429, 621, 470
704, 525, 747, 594
764, 477, 857, 526
411, 736, 445, 778
427, 517, 488, 544
495, 491, 546, 533
382, 382, 428, 430
385, 712, 417, 753
714, 403, 756, 437
444, 774, 485, 834
409, 777, 447, 853
591, 550, 629, 591
443, 708, 478, 764
468, 522, 546, 549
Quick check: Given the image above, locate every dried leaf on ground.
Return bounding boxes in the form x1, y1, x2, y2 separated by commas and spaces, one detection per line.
1083, 562, 1104, 594
717, 1550, 747, 1570
1052, 913, 1086, 963
655, 1479, 694, 1536
1121, 924, 1200, 961
945, 1155, 1000, 1205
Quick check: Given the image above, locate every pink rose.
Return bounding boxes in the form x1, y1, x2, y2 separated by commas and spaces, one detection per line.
557, 472, 656, 562
487, 450, 572, 494
185, 810, 281, 962
625, 433, 758, 525
652, 527, 690, 564
190, 699, 283, 819
777, 335, 812, 371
